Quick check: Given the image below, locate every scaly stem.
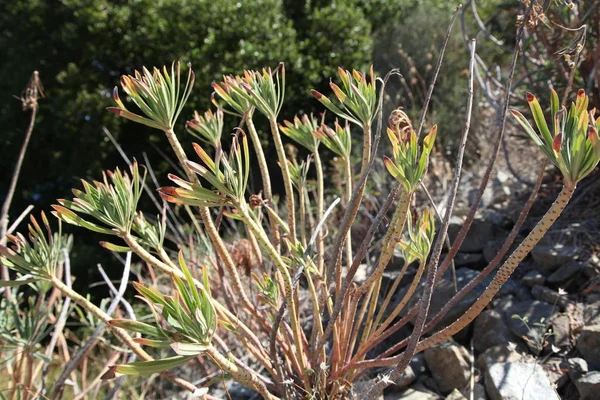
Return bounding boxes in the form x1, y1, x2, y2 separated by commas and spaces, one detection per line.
236, 202, 309, 389
206, 346, 278, 400
163, 128, 255, 314
356, 190, 411, 296
48, 275, 200, 393
299, 182, 307, 247
268, 117, 296, 243
340, 156, 353, 296
415, 184, 575, 352
313, 150, 325, 275
246, 114, 280, 247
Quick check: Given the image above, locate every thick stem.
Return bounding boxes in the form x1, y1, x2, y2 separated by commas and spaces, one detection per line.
356, 191, 411, 296
416, 185, 575, 351
206, 346, 278, 400
163, 128, 256, 316
48, 275, 199, 393
246, 115, 280, 247
268, 117, 296, 243
236, 203, 309, 388
341, 156, 353, 295
314, 151, 325, 275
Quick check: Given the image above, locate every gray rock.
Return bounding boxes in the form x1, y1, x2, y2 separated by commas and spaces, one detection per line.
445, 389, 466, 400
543, 357, 569, 389
227, 382, 256, 399
547, 262, 581, 284
482, 240, 504, 264
395, 366, 417, 389
460, 383, 487, 400
567, 357, 588, 381
473, 310, 514, 353
448, 217, 496, 253
531, 285, 569, 309
575, 371, 600, 400
583, 301, 600, 326
522, 270, 545, 287
577, 324, 600, 370
530, 243, 578, 273
550, 315, 571, 348
477, 344, 525, 375
424, 341, 471, 394
410, 353, 428, 378
484, 362, 559, 400
504, 300, 555, 353
386, 388, 441, 399
454, 252, 485, 268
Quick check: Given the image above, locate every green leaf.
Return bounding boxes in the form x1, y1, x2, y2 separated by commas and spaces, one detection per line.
0, 278, 39, 287
170, 342, 209, 356
102, 355, 194, 379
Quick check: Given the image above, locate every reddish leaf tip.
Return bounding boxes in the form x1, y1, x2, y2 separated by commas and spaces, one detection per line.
526, 92, 535, 102
311, 89, 323, 99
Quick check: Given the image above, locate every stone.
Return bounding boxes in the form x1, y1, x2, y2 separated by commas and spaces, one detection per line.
531, 285, 569, 309
227, 382, 256, 399
472, 310, 515, 353
424, 341, 471, 394
504, 299, 555, 354
583, 301, 600, 326
575, 371, 600, 400
484, 362, 560, 400
522, 270, 545, 287
530, 243, 578, 273
410, 353, 428, 379
477, 344, 525, 375
567, 357, 588, 381
454, 252, 485, 268
577, 324, 600, 370
482, 240, 504, 264
543, 357, 569, 389
385, 388, 441, 400
547, 262, 581, 284
445, 389, 466, 400
395, 366, 417, 389
448, 217, 496, 253
460, 383, 486, 400
550, 315, 571, 348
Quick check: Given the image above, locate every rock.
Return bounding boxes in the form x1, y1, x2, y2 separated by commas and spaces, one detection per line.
473, 310, 514, 353
445, 389, 466, 400
484, 362, 559, 400
543, 357, 569, 389
448, 217, 496, 253
460, 383, 486, 400
454, 252, 485, 268
477, 344, 525, 375
386, 388, 441, 400
395, 366, 417, 389
482, 240, 504, 264
522, 270, 545, 287
575, 371, 600, 400
424, 341, 471, 394
530, 243, 578, 273
410, 353, 428, 379
531, 285, 569, 309
547, 262, 581, 284
577, 324, 600, 370
550, 315, 571, 348
227, 382, 256, 399
567, 357, 588, 381
583, 301, 600, 326
504, 300, 555, 354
